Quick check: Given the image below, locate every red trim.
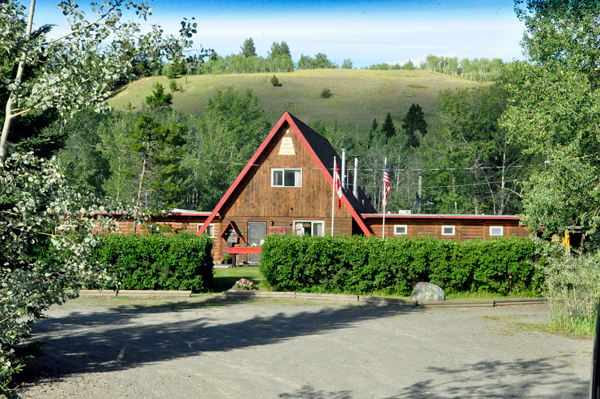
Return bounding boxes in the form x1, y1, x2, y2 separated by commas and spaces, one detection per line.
286, 117, 372, 236
219, 221, 244, 240
361, 214, 520, 221
95, 211, 214, 217
198, 114, 291, 236
228, 247, 261, 254
198, 112, 372, 237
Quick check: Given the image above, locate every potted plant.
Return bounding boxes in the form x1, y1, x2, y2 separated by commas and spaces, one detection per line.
213, 255, 222, 265
223, 254, 232, 265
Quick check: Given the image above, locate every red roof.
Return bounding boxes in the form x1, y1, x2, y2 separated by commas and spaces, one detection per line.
361, 214, 521, 221
198, 112, 372, 236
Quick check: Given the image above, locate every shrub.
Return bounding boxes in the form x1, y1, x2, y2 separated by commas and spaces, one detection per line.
271, 75, 279, 86
93, 233, 213, 292
320, 88, 332, 98
260, 235, 543, 296
540, 249, 600, 336
169, 79, 178, 92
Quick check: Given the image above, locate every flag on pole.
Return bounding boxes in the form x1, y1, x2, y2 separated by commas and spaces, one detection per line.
383, 164, 391, 207
334, 158, 342, 209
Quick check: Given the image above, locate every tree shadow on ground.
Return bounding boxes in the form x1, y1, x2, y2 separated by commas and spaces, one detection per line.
18, 297, 412, 384
278, 356, 589, 399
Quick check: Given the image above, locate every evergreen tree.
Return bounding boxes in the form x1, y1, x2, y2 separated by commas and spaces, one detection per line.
240, 38, 257, 57
402, 103, 427, 147
381, 113, 396, 141
146, 83, 173, 112
271, 75, 279, 86
280, 41, 291, 58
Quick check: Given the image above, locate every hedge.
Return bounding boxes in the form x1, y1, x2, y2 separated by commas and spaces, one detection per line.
93, 233, 213, 292
259, 235, 544, 296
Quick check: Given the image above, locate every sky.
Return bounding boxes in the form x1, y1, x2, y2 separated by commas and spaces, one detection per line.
35, 0, 526, 68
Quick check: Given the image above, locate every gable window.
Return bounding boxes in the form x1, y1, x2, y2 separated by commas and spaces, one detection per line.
272, 169, 302, 187
441, 225, 455, 236
198, 223, 215, 238
394, 225, 408, 235
294, 221, 324, 237
490, 226, 504, 236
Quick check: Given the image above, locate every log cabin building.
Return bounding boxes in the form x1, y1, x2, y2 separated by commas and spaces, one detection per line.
197, 112, 530, 264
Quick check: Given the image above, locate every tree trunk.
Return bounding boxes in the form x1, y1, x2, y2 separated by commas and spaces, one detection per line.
0, 0, 36, 163
133, 142, 150, 234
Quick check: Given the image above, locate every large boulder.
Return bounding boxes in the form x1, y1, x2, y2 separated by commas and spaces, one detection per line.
411, 282, 445, 302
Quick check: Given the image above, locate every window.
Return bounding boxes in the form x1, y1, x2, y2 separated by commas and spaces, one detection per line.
394, 225, 408, 235
198, 223, 215, 238
294, 221, 325, 237
490, 226, 504, 236
272, 168, 302, 187
442, 225, 455, 236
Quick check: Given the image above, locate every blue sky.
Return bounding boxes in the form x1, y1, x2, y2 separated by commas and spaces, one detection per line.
36, 0, 525, 68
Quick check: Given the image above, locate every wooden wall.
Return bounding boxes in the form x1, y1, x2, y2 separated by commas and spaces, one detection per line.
216, 122, 355, 260
91, 215, 210, 235
364, 217, 530, 240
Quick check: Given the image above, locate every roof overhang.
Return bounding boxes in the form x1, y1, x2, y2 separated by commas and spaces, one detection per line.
361, 214, 521, 221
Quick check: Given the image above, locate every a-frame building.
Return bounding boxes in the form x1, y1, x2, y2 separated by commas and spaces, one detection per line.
198, 112, 376, 262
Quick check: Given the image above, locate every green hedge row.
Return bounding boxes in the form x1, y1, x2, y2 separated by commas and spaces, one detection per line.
260, 235, 543, 296
93, 233, 213, 292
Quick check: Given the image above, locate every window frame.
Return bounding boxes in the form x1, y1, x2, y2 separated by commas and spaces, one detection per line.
293, 220, 325, 237
489, 226, 504, 236
198, 223, 215, 238
394, 225, 408, 235
441, 225, 456, 236
271, 168, 303, 187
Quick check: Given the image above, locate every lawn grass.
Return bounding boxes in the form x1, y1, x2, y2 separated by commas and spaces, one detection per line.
213, 266, 269, 292
108, 69, 482, 132
213, 267, 539, 301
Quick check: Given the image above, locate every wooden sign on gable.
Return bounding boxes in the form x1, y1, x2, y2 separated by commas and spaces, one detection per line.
279, 137, 295, 155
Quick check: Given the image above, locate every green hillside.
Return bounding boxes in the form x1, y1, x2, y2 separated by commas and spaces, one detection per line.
108, 69, 482, 131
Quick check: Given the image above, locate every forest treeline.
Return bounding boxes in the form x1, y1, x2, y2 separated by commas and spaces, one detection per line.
132, 36, 505, 83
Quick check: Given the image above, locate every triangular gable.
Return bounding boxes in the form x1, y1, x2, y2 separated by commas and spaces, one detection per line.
219, 220, 244, 241
198, 112, 372, 236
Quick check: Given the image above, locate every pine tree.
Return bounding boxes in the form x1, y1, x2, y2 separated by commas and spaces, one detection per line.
381, 113, 396, 140
280, 41, 291, 58
402, 103, 427, 147
271, 75, 279, 86
240, 38, 257, 57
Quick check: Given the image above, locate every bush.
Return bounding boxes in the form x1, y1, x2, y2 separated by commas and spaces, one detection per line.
94, 233, 213, 292
169, 79, 179, 92
540, 249, 600, 336
260, 235, 543, 296
271, 75, 279, 86
320, 88, 332, 98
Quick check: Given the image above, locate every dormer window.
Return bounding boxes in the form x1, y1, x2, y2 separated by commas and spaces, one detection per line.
272, 169, 302, 187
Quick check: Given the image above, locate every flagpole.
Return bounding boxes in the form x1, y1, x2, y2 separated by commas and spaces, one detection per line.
331, 157, 336, 238
382, 157, 387, 239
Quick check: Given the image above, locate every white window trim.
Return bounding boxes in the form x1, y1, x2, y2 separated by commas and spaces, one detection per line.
271, 168, 303, 187
394, 225, 408, 235
489, 226, 504, 236
293, 220, 325, 237
441, 225, 456, 236
198, 223, 215, 238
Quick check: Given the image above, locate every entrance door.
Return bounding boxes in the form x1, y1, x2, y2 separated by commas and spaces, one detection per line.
247, 222, 266, 263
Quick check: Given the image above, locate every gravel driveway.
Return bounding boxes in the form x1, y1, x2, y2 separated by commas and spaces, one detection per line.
16, 296, 593, 398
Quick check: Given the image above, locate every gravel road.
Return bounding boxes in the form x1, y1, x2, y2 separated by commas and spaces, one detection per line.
15, 296, 593, 398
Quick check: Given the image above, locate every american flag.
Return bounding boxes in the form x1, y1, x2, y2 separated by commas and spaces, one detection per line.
383, 164, 391, 208
334, 159, 342, 209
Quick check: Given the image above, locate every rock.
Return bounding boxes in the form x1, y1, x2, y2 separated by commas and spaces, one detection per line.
411, 282, 445, 302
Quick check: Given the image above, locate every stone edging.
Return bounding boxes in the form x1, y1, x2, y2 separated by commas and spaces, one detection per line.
79, 290, 192, 298
222, 290, 548, 308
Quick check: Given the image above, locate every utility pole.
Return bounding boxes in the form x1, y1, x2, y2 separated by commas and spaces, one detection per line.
418, 174, 422, 214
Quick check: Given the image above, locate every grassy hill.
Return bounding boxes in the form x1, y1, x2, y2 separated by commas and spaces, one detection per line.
108, 69, 483, 131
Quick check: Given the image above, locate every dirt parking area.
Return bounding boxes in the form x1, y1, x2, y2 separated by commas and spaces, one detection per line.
15, 296, 593, 398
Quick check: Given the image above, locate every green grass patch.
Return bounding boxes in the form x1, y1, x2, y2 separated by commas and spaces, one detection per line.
108, 69, 480, 132
213, 266, 268, 292
446, 291, 540, 301
513, 320, 595, 340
